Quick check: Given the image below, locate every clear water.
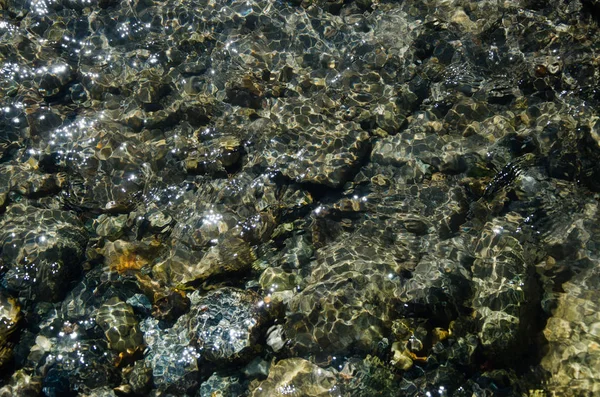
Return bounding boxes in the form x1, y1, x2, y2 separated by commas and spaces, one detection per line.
1, 0, 600, 395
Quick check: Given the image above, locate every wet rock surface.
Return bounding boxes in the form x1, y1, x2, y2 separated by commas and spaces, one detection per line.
0, 290, 21, 369
95, 297, 144, 353
1, 0, 600, 395
142, 287, 268, 391
0, 369, 41, 397
250, 358, 340, 397
0, 205, 88, 302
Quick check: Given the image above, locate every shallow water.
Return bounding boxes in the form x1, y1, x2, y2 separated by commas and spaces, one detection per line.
1, 0, 600, 395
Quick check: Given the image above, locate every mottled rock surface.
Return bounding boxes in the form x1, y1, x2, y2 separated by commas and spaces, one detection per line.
250, 358, 339, 397
143, 288, 268, 390
95, 297, 144, 353
0, 205, 88, 302
0, 290, 21, 369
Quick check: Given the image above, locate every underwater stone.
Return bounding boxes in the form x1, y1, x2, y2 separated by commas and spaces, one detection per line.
1, 0, 600, 394
154, 232, 255, 286
143, 287, 267, 390
0, 205, 88, 302
242, 357, 270, 379
40, 338, 120, 396
199, 373, 245, 397
127, 360, 153, 395
339, 355, 400, 396
259, 267, 302, 292
151, 288, 190, 323
93, 214, 128, 240
185, 287, 267, 363
186, 135, 243, 177
102, 239, 157, 276
0, 161, 65, 201
59, 266, 105, 324
250, 113, 370, 188
34, 63, 74, 97
145, 208, 174, 233
142, 317, 200, 391
541, 270, 600, 395
0, 369, 42, 397
0, 290, 21, 369
250, 358, 338, 397
266, 325, 285, 353
27, 108, 63, 138
284, 233, 411, 355
95, 297, 144, 353
470, 219, 542, 365
78, 387, 118, 397
278, 234, 314, 270
126, 294, 152, 315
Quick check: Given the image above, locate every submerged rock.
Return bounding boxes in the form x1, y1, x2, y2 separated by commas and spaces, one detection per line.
0, 205, 88, 302
78, 387, 118, 397
285, 215, 470, 356
39, 338, 121, 396
538, 200, 600, 395
141, 317, 200, 392
0, 369, 42, 397
470, 219, 543, 365
284, 233, 409, 355
143, 287, 268, 390
0, 290, 21, 369
249, 113, 371, 188
127, 360, 153, 395
541, 278, 600, 395
249, 358, 339, 397
95, 297, 144, 353
186, 135, 243, 177
199, 373, 245, 397
186, 287, 268, 362
154, 232, 256, 286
